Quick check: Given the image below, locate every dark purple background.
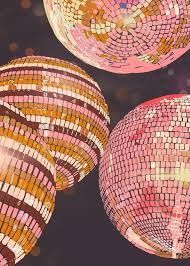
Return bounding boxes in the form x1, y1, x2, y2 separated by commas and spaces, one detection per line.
1, 0, 190, 265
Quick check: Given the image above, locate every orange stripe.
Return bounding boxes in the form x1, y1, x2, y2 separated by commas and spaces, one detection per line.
0, 120, 54, 165
8, 56, 90, 79
0, 165, 54, 202
0, 76, 108, 113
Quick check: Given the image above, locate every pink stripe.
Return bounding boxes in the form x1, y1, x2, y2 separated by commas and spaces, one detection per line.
0, 121, 43, 145
1, 205, 8, 215
62, 134, 95, 153
3, 95, 108, 127
35, 227, 41, 238
2, 205, 42, 237
53, 133, 98, 165
7, 206, 13, 217
56, 165, 74, 179
12, 209, 19, 219
0, 258, 8, 266
50, 186, 56, 196
0, 152, 54, 198
33, 223, 39, 233
30, 219, 36, 230
26, 215, 33, 226
2, 96, 109, 138
4, 70, 101, 97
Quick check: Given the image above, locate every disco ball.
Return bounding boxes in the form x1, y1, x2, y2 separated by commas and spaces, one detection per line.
99, 94, 190, 259
0, 99, 56, 265
43, 0, 190, 74
0, 56, 110, 191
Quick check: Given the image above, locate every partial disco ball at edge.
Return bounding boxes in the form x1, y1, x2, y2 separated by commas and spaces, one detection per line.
44, 0, 190, 74
0, 99, 56, 265
99, 94, 190, 259
0, 56, 110, 191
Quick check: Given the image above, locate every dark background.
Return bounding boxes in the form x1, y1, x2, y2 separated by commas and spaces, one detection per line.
1, 0, 190, 265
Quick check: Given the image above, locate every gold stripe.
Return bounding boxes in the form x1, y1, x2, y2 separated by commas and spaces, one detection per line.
0, 75, 108, 115
55, 174, 69, 190
9, 102, 108, 142
8, 57, 91, 79
53, 147, 94, 169
0, 166, 54, 213
0, 215, 37, 254
0, 118, 54, 166
50, 142, 95, 167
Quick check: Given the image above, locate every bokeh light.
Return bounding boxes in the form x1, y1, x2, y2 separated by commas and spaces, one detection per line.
20, 0, 32, 9
44, 0, 190, 74
168, 69, 175, 77
33, 3, 45, 17
30, 245, 41, 257
25, 48, 35, 56
100, 94, 190, 258
115, 87, 128, 103
0, 55, 110, 191
9, 42, 19, 53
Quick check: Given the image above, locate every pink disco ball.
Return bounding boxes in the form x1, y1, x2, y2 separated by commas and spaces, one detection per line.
99, 94, 190, 259
43, 0, 190, 74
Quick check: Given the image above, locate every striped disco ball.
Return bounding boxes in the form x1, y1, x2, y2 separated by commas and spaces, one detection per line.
0, 56, 110, 191
0, 99, 56, 265
43, 0, 190, 74
99, 94, 190, 259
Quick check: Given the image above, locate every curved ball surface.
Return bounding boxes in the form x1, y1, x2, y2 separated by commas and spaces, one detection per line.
0, 99, 56, 265
44, 0, 190, 73
100, 94, 190, 258
0, 56, 110, 190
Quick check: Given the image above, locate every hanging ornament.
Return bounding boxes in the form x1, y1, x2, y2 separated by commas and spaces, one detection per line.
0, 56, 110, 190
43, 0, 190, 74
100, 94, 190, 258
0, 99, 56, 265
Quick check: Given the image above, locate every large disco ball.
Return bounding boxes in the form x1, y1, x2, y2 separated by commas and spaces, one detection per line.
0, 99, 56, 265
0, 56, 110, 191
100, 94, 190, 259
43, 0, 190, 74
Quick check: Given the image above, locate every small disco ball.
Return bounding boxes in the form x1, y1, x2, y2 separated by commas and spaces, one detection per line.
0, 56, 110, 191
43, 0, 190, 74
0, 99, 56, 265
100, 94, 190, 259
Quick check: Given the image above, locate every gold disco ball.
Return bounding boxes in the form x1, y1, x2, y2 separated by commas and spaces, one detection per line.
0, 99, 56, 265
0, 56, 110, 190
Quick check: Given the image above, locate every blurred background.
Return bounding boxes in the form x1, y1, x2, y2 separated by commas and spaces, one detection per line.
0, 0, 190, 265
